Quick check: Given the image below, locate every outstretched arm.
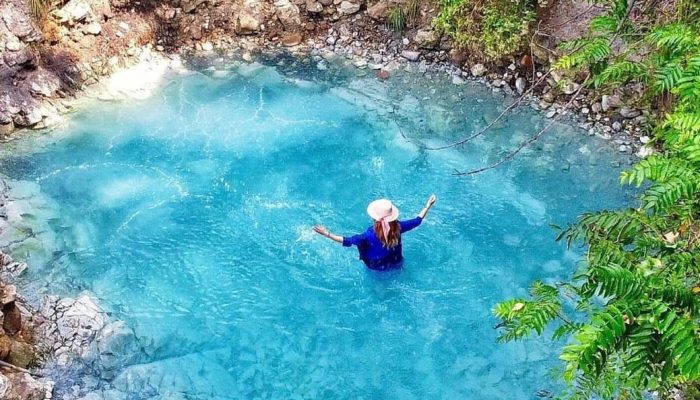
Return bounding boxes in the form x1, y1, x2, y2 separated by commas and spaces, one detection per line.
313, 225, 344, 244
418, 194, 437, 219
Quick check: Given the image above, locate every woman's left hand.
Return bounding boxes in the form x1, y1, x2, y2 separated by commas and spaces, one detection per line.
313, 225, 329, 236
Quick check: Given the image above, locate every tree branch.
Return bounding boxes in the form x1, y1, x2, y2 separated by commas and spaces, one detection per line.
453, 73, 590, 176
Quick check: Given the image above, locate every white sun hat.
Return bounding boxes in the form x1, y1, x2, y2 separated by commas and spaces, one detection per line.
367, 199, 399, 222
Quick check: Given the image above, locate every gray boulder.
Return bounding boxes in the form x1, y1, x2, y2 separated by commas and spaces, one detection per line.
1, 5, 41, 42
236, 10, 261, 34
274, 0, 301, 30
414, 30, 438, 49
619, 106, 641, 119
339, 0, 361, 15
400, 50, 420, 62
601, 94, 622, 112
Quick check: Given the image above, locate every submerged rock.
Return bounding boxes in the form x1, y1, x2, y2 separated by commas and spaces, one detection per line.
39, 293, 107, 366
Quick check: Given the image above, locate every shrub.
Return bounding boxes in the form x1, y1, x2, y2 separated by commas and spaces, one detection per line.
434, 0, 536, 59
494, 1, 700, 398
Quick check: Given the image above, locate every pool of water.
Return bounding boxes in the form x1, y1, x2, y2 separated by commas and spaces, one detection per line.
0, 60, 632, 399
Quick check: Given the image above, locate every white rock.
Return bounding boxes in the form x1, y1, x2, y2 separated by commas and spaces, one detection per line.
452, 75, 465, 85
201, 41, 214, 51
470, 63, 486, 77
612, 121, 622, 131
515, 77, 526, 94
5, 40, 22, 52
60, 0, 92, 22
640, 135, 651, 144
84, 22, 102, 35
338, 0, 360, 15
636, 145, 654, 158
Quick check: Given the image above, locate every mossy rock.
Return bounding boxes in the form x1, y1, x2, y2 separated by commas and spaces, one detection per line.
7, 340, 35, 369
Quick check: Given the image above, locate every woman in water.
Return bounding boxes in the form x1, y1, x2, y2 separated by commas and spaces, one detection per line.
313, 195, 436, 270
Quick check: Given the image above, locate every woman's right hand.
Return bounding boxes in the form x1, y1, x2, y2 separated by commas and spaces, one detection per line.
425, 194, 437, 207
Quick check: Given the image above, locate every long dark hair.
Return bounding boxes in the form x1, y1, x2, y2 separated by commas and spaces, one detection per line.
374, 220, 401, 248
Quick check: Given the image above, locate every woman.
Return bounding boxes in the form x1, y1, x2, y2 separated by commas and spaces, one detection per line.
314, 195, 437, 270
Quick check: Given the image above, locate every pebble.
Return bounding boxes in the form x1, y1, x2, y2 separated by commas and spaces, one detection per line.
545, 110, 556, 118
612, 121, 622, 131
452, 75, 465, 85
640, 135, 651, 144
326, 36, 336, 46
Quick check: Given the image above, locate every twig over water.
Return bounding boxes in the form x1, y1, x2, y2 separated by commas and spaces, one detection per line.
453, 73, 590, 176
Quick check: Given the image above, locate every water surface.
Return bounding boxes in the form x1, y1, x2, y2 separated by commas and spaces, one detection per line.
0, 61, 631, 399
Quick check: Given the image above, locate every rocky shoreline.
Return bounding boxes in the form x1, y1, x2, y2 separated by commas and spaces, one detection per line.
0, 0, 655, 398
0, 0, 654, 156
0, 176, 141, 399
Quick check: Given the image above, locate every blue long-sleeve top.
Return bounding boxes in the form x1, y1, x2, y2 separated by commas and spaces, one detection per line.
342, 217, 423, 270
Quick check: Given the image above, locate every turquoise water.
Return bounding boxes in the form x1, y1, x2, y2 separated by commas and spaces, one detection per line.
0, 62, 631, 399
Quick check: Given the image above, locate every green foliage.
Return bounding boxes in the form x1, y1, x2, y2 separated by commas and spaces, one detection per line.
386, 7, 407, 33
386, 0, 419, 33
434, 0, 536, 59
495, 0, 700, 397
